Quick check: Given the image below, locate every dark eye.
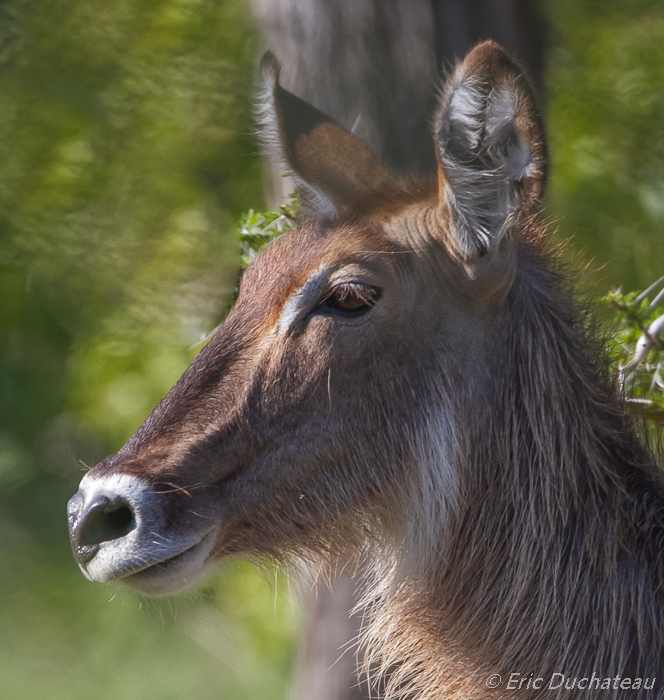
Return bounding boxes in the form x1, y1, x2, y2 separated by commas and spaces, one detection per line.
320, 283, 380, 315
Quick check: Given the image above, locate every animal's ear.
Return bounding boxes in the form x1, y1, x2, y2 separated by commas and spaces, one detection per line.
259, 51, 394, 216
435, 41, 547, 258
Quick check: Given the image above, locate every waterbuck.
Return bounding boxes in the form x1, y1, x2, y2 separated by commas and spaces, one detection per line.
67, 42, 664, 698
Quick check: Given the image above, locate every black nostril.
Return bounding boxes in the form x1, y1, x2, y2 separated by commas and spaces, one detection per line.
77, 495, 135, 547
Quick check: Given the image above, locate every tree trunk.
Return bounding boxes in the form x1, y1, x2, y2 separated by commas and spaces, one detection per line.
249, 2, 546, 698
251, 0, 439, 175
290, 573, 370, 700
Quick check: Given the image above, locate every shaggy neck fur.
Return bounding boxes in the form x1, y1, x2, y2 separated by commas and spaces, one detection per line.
361, 235, 664, 699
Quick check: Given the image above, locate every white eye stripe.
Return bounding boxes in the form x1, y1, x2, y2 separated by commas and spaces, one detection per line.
276, 266, 331, 336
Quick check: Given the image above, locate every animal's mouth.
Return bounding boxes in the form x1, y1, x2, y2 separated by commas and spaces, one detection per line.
114, 529, 218, 596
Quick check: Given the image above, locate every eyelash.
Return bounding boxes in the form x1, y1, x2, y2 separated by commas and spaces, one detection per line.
318, 283, 381, 315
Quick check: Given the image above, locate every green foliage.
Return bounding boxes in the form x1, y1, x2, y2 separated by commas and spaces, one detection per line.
238, 192, 298, 270
546, 0, 664, 290
599, 278, 664, 423
0, 0, 265, 447
224, 192, 298, 308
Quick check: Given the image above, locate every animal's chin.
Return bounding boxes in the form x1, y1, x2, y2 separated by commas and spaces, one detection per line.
116, 529, 218, 597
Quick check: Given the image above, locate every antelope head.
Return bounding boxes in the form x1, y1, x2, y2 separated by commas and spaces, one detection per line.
67, 42, 546, 596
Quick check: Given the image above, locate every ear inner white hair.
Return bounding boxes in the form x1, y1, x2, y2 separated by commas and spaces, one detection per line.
436, 72, 536, 257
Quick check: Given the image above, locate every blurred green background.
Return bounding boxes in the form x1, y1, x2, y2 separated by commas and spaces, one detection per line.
0, 0, 663, 698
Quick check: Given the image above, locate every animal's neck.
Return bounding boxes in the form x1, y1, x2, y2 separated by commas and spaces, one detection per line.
367, 242, 664, 698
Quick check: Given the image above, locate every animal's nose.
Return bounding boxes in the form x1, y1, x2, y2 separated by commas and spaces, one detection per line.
67, 491, 136, 565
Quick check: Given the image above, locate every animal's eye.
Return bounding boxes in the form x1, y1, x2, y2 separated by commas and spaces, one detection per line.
320, 283, 380, 315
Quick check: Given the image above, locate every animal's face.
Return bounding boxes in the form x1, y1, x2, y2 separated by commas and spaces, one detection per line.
67, 41, 546, 596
